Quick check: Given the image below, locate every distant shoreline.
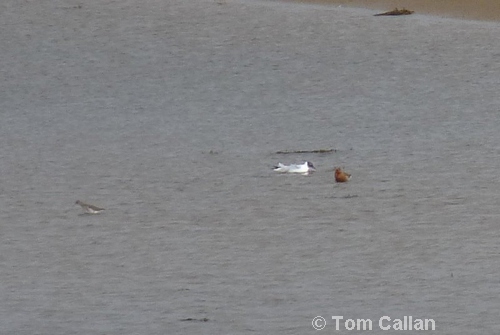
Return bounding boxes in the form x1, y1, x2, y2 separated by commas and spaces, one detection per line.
280, 0, 500, 22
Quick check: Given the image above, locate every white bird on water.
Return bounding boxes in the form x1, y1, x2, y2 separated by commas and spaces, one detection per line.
273, 161, 316, 175
75, 200, 105, 214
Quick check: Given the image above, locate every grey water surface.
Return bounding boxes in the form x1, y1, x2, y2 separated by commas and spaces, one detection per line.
1, 0, 500, 333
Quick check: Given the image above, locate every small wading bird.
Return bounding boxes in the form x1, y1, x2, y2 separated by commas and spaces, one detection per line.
334, 167, 351, 183
273, 161, 316, 175
75, 200, 105, 214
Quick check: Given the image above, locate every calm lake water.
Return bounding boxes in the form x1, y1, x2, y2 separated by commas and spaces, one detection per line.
1, 0, 500, 334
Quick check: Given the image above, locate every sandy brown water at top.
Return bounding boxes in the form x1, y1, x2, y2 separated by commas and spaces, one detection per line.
1, 0, 500, 334
282, 0, 500, 22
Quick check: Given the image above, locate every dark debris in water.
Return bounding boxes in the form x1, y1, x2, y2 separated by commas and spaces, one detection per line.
374, 8, 414, 16
180, 317, 210, 322
275, 149, 336, 154
325, 194, 359, 199
343, 194, 358, 199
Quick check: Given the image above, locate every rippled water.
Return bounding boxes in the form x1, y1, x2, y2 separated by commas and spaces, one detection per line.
1, 0, 500, 333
